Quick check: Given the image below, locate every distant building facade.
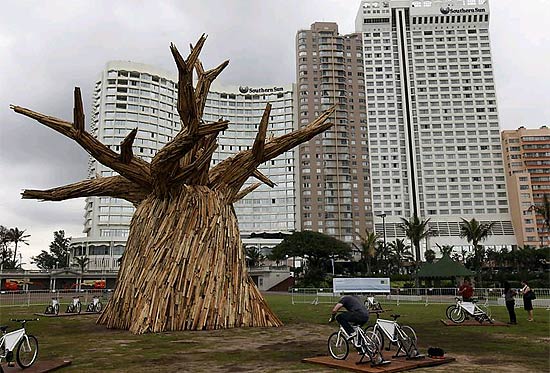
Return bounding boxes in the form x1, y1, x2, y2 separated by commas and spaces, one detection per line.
502, 126, 550, 247
355, 0, 516, 251
70, 61, 296, 270
296, 22, 373, 244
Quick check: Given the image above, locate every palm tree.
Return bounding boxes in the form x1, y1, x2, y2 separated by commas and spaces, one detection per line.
424, 249, 436, 263
400, 215, 433, 287
359, 230, 379, 275
399, 215, 433, 264
459, 218, 494, 286
245, 246, 264, 268
8, 228, 30, 266
436, 243, 454, 256
73, 256, 90, 273
534, 193, 550, 246
388, 239, 413, 274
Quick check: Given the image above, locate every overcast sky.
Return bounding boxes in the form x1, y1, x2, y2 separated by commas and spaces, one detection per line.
1, 0, 549, 268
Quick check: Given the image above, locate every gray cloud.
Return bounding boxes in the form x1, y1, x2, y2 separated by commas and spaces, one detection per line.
0, 0, 548, 265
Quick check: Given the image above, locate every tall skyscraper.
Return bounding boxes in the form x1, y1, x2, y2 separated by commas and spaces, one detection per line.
502, 126, 550, 248
296, 22, 373, 244
71, 61, 296, 270
355, 0, 516, 250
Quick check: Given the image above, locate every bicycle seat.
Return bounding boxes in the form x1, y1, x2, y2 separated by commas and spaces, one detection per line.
390, 314, 401, 320
0, 325, 8, 333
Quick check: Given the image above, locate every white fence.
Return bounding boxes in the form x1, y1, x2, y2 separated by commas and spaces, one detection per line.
0, 289, 112, 308
291, 287, 550, 309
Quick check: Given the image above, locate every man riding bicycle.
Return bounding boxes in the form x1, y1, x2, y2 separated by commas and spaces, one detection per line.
331, 295, 369, 339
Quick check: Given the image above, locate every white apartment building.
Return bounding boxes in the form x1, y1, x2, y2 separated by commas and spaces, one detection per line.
71, 61, 297, 270
355, 0, 516, 250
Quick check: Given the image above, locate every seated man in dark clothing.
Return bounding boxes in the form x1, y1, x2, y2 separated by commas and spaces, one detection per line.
331, 295, 370, 338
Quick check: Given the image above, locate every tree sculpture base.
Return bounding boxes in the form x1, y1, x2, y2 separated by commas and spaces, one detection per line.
98, 186, 282, 333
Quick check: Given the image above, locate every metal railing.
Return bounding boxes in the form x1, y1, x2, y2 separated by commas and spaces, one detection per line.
290, 287, 550, 309
0, 289, 112, 308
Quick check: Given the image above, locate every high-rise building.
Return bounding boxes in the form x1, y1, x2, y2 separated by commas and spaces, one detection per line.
502, 126, 550, 247
296, 22, 373, 244
355, 0, 516, 250
71, 61, 296, 270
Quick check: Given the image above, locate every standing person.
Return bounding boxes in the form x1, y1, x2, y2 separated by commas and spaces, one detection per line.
503, 281, 517, 325
331, 295, 369, 339
521, 280, 534, 321
458, 278, 474, 302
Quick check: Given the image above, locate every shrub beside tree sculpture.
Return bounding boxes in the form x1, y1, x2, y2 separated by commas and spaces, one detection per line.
11, 35, 335, 333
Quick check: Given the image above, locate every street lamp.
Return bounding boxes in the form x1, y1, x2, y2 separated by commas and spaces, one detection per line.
376, 213, 387, 252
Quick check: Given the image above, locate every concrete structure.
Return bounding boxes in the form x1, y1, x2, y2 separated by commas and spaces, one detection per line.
502, 126, 550, 247
71, 61, 297, 271
355, 0, 516, 252
296, 22, 373, 244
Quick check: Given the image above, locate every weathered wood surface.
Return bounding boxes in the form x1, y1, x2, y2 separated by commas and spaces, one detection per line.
11, 34, 334, 333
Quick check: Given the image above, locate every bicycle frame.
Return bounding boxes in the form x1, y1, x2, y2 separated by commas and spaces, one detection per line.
459, 302, 488, 318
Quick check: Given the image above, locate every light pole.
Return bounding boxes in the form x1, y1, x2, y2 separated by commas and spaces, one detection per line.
376, 213, 387, 252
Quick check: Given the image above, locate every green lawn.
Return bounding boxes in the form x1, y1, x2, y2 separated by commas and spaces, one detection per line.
0, 294, 547, 372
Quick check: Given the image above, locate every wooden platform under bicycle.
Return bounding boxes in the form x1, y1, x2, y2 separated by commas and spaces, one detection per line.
303, 354, 455, 372
0, 359, 71, 372
33, 312, 100, 318
440, 319, 508, 327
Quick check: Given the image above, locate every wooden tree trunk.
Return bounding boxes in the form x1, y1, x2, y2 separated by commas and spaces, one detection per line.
98, 185, 282, 333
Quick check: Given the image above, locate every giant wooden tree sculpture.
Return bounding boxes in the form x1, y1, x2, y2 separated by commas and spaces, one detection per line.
11, 35, 335, 334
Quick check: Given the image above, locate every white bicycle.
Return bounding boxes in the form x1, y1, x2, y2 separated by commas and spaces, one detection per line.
44, 297, 60, 315
0, 319, 39, 372
365, 314, 423, 359
86, 296, 103, 313
328, 315, 390, 366
364, 296, 383, 312
446, 297, 493, 324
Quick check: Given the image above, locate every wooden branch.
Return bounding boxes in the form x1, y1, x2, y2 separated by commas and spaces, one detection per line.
119, 128, 138, 164
195, 59, 229, 118
252, 104, 271, 161
170, 34, 206, 136
151, 120, 228, 191
11, 103, 152, 189
252, 170, 276, 188
172, 140, 218, 184
73, 87, 85, 133
209, 106, 336, 195
231, 182, 262, 203
21, 176, 149, 205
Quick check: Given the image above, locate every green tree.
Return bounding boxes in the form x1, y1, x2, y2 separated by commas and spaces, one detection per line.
388, 238, 413, 274
424, 249, 436, 263
271, 231, 351, 287
31, 230, 71, 270
359, 230, 379, 275
0, 226, 15, 269
245, 246, 264, 268
459, 218, 494, 286
8, 227, 30, 266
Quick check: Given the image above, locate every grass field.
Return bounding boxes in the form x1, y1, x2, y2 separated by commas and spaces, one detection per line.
0, 294, 548, 372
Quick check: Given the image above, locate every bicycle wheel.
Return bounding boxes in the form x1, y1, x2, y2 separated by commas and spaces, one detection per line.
477, 304, 492, 323
449, 307, 465, 323
365, 325, 385, 351
362, 330, 382, 356
86, 303, 93, 312
54, 304, 59, 315
44, 305, 52, 314
328, 332, 349, 360
16, 335, 38, 368
76, 302, 82, 314
399, 326, 418, 357
445, 305, 457, 320
96, 302, 103, 312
